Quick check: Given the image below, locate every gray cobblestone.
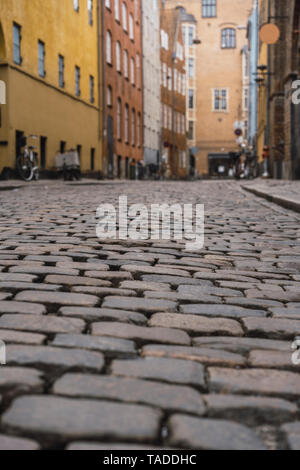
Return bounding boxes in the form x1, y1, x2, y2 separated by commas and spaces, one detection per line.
281, 422, 300, 450
0, 367, 44, 394
102, 296, 177, 313
5, 345, 104, 372
0, 314, 85, 334
53, 374, 206, 415
167, 415, 266, 450
2, 395, 162, 443
142, 344, 246, 366
204, 394, 297, 425
208, 368, 300, 398
52, 334, 137, 357
0, 434, 40, 450
179, 304, 266, 318
58, 306, 147, 324
149, 313, 244, 336
111, 357, 206, 388
92, 322, 190, 345
15, 291, 99, 307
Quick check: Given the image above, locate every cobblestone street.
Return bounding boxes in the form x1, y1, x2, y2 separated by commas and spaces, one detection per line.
0, 180, 299, 450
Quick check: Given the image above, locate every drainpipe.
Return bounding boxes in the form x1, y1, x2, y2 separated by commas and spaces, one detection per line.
265, 0, 271, 146
99, 0, 107, 176
263, 0, 271, 178
171, 13, 181, 178
97, 0, 101, 141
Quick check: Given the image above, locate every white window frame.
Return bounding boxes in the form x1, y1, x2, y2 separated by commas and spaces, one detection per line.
115, 0, 120, 20
212, 88, 229, 112
122, 2, 128, 31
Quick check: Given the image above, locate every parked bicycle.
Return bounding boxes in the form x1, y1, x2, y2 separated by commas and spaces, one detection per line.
17, 135, 39, 182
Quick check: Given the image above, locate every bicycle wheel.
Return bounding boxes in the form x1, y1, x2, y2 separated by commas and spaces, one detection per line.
17, 155, 34, 182
32, 155, 40, 181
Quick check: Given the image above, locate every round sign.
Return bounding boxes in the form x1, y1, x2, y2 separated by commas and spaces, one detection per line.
259, 23, 280, 44
235, 128, 242, 136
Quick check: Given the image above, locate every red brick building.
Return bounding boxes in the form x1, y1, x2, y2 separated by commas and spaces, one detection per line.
102, 0, 143, 178
160, 4, 187, 178
268, 0, 300, 179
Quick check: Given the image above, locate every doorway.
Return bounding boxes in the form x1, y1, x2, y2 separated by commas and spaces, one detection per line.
40, 136, 47, 170
15, 130, 24, 164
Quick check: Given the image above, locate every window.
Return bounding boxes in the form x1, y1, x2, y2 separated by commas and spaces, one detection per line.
136, 53, 140, 88
60, 141, 66, 154
134, 0, 139, 22
123, 50, 128, 78
90, 75, 95, 103
105, 0, 111, 9
38, 40, 45, 77
168, 67, 172, 90
243, 87, 249, 111
181, 114, 185, 134
130, 57, 135, 84
188, 121, 194, 140
202, 0, 216, 18
106, 31, 112, 64
74, 0, 80, 11
189, 89, 194, 109
131, 109, 136, 145
58, 55, 64, 88
88, 0, 93, 25
188, 58, 195, 78
75, 66, 81, 96
107, 86, 112, 106
129, 14, 134, 40
91, 148, 95, 171
161, 30, 169, 50
221, 28, 236, 49
124, 104, 129, 142
116, 41, 121, 72
213, 88, 228, 111
188, 27, 194, 46
182, 26, 187, 45
162, 63, 167, 87
137, 112, 141, 147
115, 0, 120, 20
117, 98, 122, 139
122, 3, 128, 31
13, 23, 21, 65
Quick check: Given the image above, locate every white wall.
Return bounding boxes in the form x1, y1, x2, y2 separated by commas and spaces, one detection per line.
142, 0, 161, 165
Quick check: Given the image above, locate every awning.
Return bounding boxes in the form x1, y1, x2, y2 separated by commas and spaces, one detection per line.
208, 153, 232, 160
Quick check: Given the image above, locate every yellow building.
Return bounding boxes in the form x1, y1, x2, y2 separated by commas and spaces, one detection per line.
257, 0, 268, 167
0, 0, 102, 177
163, 0, 253, 176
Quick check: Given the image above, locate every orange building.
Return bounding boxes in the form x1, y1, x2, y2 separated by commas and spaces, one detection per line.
102, 0, 143, 179
160, 4, 187, 178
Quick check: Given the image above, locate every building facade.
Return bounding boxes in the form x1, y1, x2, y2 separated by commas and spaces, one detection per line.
256, 0, 268, 173
161, 0, 252, 176
102, 0, 143, 179
142, 0, 161, 175
0, 0, 102, 177
160, 3, 187, 178
255, 0, 300, 179
246, 0, 259, 156
178, 7, 198, 176
268, 0, 300, 179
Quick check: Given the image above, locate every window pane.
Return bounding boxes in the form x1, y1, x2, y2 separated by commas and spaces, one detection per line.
90, 75, 94, 103
59, 55, 64, 87
202, 0, 216, 18
38, 41, 45, 77
13, 23, 21, 64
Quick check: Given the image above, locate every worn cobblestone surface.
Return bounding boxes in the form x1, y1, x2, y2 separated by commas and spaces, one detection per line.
0, 180, 299, 450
